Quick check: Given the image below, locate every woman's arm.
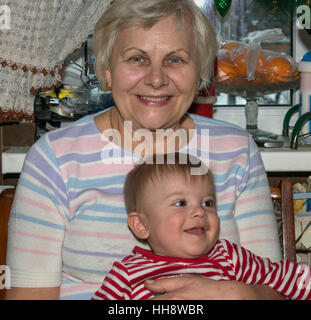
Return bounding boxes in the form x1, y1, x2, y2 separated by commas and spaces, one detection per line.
6, 135, 67, 295
234, 136, 281, 261
5, 287, 60, 300
145, 276, 285, 300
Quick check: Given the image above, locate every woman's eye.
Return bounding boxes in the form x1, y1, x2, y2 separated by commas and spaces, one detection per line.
130, 56, 145, 63
174, 200, 186, 207
168, 57, 183, 64
202, 200, 215, 207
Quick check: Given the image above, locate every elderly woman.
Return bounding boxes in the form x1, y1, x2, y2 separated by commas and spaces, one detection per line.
6, 0, 282, 300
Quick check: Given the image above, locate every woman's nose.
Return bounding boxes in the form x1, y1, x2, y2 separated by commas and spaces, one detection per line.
144, 63, 169, 89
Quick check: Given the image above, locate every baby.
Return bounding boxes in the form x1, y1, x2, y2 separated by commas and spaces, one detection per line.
92, 153, 311, 300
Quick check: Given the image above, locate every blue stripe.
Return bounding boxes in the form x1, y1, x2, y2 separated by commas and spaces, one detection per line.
217, 202, 234, 212
243, 178, 269, 191
36, 136, 59, 169
18, 177, 70, 221
218, 212, 234, 221
213, 164, 243, 184
66, 175, 126, 192
209, 148, 249, 161
12, 213, 65, 230
18, 177, 62, 206
63, 263, 110, 275
235, 209, 273, 221
77, 203, 126, 214
24, 147, 67, 196
75, 215, 127, 223
60, 291, 95, 300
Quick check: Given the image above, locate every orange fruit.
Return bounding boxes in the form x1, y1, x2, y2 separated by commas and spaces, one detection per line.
232, 50, 247, 78
216, 59, 238, 81
221, 41, 244, 51
264, 56, 294, 82
256, 52, 266, 72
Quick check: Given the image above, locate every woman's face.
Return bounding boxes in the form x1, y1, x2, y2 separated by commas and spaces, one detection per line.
105, 14, 200, 131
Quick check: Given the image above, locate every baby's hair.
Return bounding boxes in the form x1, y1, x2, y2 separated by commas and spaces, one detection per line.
124, 152, 212, 214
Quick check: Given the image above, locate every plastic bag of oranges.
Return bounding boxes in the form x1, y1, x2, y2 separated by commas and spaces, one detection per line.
216, 29, 299, 91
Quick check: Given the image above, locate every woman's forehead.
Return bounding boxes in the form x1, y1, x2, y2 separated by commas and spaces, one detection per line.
114, 14, 195, 51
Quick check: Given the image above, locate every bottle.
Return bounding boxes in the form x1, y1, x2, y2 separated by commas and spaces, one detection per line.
299, 50, 311, 135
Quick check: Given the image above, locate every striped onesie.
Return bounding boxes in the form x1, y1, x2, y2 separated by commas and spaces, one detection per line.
92, 239, 311, 300
7, 110, 281, 299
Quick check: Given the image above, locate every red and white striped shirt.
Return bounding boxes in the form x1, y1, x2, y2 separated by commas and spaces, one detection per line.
92, 239, 311, 300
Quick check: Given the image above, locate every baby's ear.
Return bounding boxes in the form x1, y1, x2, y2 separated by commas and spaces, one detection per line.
128, 212, 149, 240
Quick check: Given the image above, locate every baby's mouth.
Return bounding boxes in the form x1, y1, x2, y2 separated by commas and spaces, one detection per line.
184, 227, 207, 235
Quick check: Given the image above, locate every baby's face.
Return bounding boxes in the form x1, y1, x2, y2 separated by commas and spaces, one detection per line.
140, 173, 220, 259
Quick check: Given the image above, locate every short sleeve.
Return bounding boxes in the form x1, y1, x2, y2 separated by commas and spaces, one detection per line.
6, 134, 69, 287
234, 135, 281, 261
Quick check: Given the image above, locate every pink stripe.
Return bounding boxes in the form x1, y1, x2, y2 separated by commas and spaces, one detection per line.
217, 190, 235, 202
11, 229, 63, 243
241, 239, 278, 246
53, 135, 103, 156
236, 194, 270, 205
211, 136, 249, 152
220, 229, 238, 238
66, 228, 134, 240
15, 194, 66, 222
9, 246, 60, 257
61, 161, 134, 181
220, 224, 274, 238
239, 224, 275, 233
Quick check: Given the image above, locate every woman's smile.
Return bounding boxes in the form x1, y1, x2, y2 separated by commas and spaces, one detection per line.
137, 95, 171, 107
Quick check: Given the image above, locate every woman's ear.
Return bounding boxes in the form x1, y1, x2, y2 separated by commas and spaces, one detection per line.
128, 212, 149, 240
105, 68, 112, 89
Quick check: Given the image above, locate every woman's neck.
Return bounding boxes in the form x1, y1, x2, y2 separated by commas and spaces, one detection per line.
95, 107, 195, 156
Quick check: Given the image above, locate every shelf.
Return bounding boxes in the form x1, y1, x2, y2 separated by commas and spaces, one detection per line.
260, 146, 311, 172
1, 147, 29, 174
1, 145, 311, 174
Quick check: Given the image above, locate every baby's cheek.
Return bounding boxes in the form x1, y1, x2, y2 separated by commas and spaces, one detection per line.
165, 213, 185, 232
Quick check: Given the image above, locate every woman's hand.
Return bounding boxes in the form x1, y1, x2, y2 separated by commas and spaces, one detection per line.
145, 275, 285, 300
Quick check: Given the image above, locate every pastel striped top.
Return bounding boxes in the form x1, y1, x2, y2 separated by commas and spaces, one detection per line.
6, 110, 281, 299
92, 239, 310, 300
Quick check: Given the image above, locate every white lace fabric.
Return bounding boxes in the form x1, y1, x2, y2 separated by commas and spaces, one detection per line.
0, 0, 111, 118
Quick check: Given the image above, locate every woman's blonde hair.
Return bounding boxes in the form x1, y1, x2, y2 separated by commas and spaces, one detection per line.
93, 0, 218, 91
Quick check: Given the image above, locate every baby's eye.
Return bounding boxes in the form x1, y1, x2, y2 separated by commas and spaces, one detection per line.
202, 200, 215, 207
174, 200, 186, 207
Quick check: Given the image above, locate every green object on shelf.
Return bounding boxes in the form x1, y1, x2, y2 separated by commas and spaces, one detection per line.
290, 111, 311, 149
282, 104, 299, 137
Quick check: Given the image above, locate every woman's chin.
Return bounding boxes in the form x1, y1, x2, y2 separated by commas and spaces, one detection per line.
134, 118, 171, 131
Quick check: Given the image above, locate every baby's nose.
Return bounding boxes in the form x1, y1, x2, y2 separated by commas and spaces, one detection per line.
191, 206, 205, 218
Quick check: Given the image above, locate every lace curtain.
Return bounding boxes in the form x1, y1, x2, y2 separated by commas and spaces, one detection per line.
0, 0, 111, 122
